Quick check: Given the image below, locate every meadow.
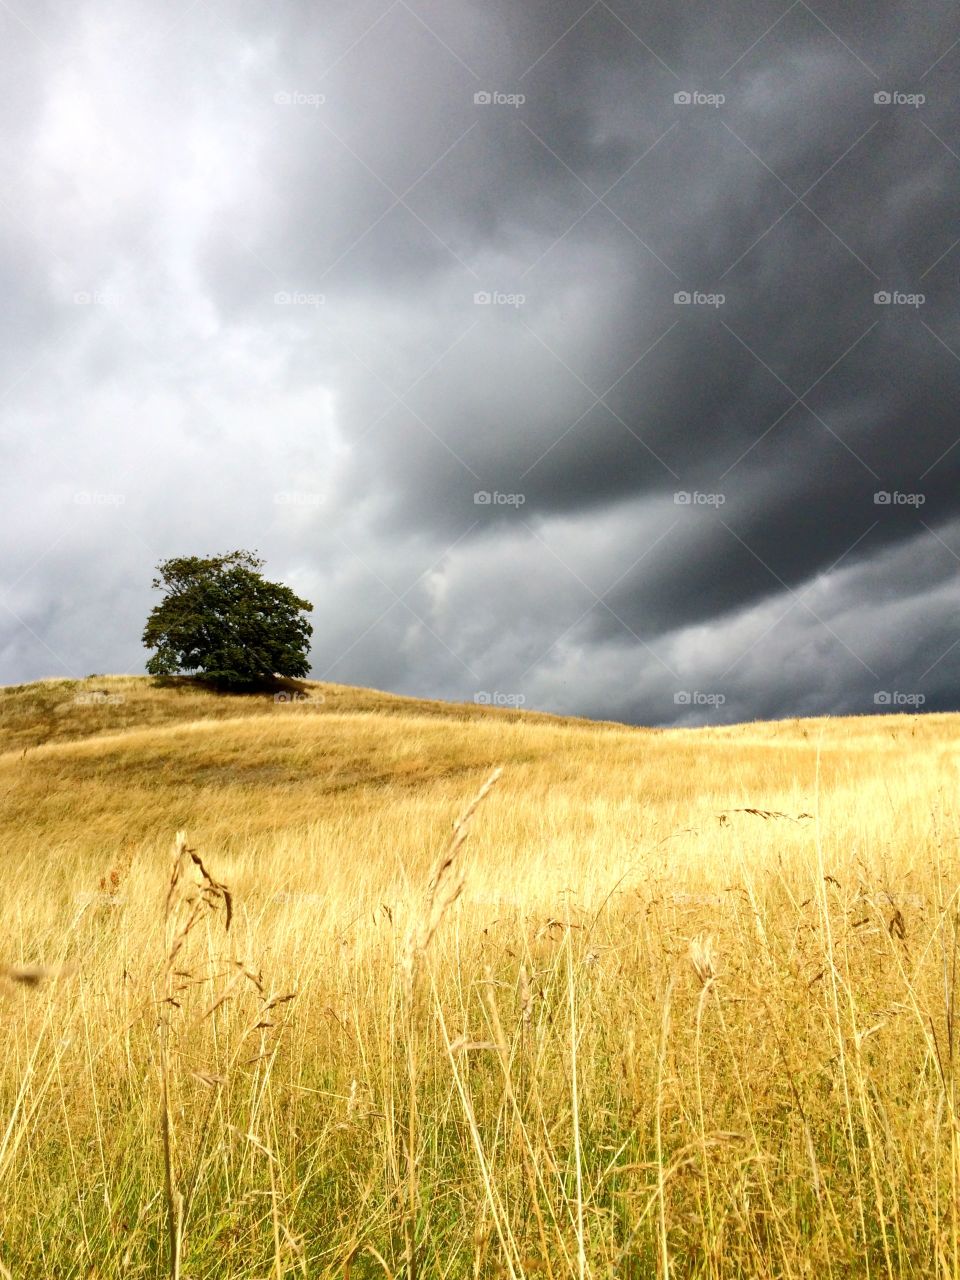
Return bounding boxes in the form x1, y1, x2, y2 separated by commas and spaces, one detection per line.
0, 675, 957, 1277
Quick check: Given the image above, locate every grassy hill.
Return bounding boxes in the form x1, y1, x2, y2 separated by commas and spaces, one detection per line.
0, 676, 957, 1277
0, 673, 616, 754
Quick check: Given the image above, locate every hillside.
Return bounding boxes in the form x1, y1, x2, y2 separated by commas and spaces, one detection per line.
0, 673, 950, 875
0, 676, 957, 1276
0, 673, 622, 755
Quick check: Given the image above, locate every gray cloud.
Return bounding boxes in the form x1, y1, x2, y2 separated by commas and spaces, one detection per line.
0, 0, 958, 724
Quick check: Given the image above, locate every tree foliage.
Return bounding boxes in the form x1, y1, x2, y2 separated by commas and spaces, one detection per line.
142, 550, 313, 688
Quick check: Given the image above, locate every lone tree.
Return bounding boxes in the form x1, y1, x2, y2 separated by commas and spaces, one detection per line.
142, 550, 313, 689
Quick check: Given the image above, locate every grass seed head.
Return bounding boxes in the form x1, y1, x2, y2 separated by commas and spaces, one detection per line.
689, 932, 717, 986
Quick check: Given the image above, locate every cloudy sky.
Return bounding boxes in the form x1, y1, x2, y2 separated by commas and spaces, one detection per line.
1, 0, 958, 725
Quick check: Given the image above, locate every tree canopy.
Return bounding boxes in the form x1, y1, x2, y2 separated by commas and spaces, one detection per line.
142, 550, 313, 689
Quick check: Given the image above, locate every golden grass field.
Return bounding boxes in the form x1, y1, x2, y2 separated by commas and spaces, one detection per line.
1, 674, 958, 1278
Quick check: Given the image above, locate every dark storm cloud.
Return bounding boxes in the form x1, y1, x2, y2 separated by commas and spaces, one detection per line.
0, 0, 957, 723
317, 0, 960, 649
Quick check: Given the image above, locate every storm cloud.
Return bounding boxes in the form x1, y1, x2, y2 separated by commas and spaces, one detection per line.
1, 0, 958, 723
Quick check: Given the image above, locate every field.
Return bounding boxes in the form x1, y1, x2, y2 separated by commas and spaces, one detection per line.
0, 675, 958, 1277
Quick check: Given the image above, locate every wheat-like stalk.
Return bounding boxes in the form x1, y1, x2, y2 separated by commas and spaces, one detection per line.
400, 766, 503, 1280
689, 931, 717, 986
405, 766, 503, 991
160, 831, 234, 1280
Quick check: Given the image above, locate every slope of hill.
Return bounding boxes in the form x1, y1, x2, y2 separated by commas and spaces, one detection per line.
0, 676, 957, 1276
1, 674, 949, 876
0, 673, 622, 755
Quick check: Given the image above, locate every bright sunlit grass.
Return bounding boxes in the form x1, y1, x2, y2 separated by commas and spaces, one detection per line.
0, 675, 957, 1277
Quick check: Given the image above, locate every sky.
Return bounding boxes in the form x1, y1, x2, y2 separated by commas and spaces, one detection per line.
1, 0, 958, 725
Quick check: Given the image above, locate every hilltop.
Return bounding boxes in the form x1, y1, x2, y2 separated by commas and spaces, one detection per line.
0, 673, 625, 756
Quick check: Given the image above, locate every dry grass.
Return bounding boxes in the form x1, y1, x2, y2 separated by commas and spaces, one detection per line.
0, 676, 958, 1276
0, 674, 601, 756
